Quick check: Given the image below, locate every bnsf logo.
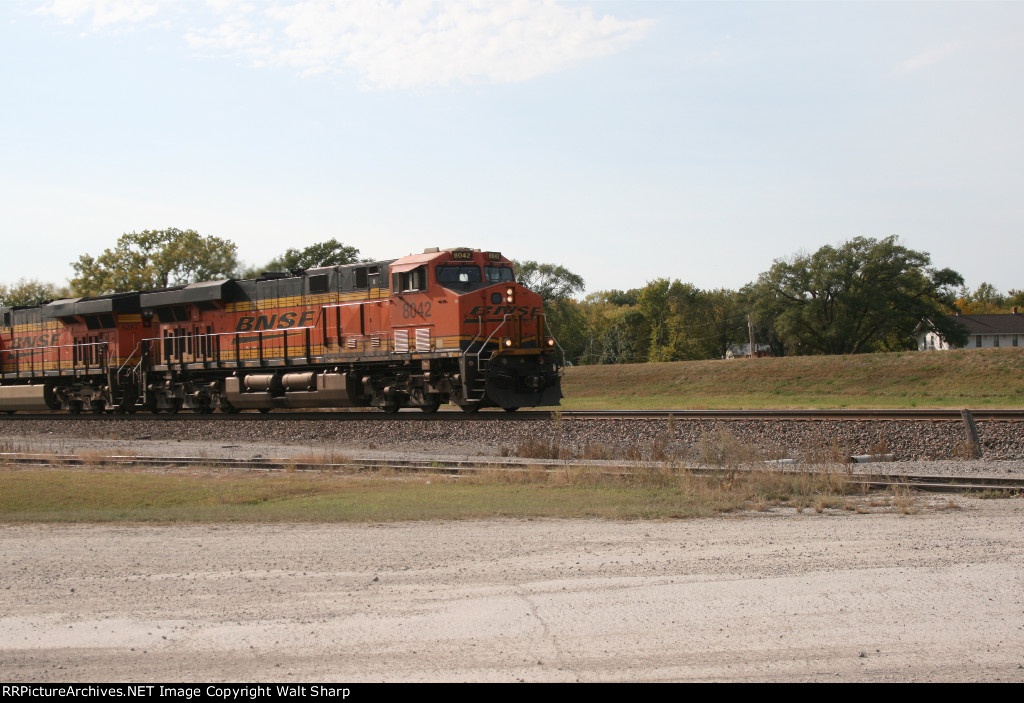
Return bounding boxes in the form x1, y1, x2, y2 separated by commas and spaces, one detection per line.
467, 305, 542, 317
235, 311, 316, 332
8, 334, 61, 349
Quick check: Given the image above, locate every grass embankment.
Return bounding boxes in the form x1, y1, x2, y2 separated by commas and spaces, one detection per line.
560, 347, 1024, 409
0, 464, 874, 523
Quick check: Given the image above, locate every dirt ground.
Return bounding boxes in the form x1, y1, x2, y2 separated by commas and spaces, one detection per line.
2, 500, 1023, 682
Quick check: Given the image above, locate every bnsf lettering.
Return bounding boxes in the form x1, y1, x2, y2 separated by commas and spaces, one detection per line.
9, 334, 61, 349
467, 306, 542, 317
235, 311, 315, 332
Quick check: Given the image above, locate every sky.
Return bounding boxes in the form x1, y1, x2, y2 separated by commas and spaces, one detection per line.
1, 0, 1022, 296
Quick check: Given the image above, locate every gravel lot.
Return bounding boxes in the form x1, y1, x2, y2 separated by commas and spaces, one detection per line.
2, 503, 1023, 682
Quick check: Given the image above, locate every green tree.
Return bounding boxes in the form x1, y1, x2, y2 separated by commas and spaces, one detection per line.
751, 235, 966, 354
71, 228, 238, 295
636, 278, 674, 360
695, 288, 747, 359
577, 288, 647, 364
1007, 289, 1024, 310
598, 309, 647, 364
955, 282, 1006, 314
739, 284, 786, 356
512, 261, 585, 302
0, 278, 60, 307
545, 298, 589, 364
638, 279, 738, 362
265, 239, 361, 273
589, 289, 641, 307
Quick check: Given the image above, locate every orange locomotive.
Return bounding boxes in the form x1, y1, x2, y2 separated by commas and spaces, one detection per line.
0, 248, 563, 413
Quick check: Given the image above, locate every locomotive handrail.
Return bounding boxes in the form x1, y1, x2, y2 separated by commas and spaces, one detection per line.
472, 314, 512, 399
462, 315, 485, 359
536, 312, 567, 370
1, 339, 109, 375
456, 315, 490, 403
479, 314, 511, 356
140, 325, 322, 367
115, 342, 144, 376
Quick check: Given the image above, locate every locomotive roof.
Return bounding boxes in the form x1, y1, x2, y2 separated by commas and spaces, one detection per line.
139, 279, 236, 308
9, 252, 504, 321
42, 291, 141, 318
391, 249, 509, 268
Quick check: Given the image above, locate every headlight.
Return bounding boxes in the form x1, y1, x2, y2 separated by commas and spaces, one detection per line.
545, 337, 555, 347
502, 338, 513, 348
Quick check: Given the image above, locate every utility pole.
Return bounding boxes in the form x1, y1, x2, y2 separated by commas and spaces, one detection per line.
748, 314, 755, 358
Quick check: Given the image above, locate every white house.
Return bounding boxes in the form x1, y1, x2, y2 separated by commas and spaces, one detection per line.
919, 310, 1024, 350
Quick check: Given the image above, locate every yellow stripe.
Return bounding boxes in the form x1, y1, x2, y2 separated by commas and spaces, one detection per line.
225, 288, 390, 313
11, 321, 61, 333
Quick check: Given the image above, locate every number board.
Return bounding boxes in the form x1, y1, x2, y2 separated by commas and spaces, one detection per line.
450, 251, 474, 261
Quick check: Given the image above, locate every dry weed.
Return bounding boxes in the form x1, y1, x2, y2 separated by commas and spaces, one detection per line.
890, 485, 917, 514
868, 437, 890, 460
802, 435, 851, 466
951, 439, 980, 460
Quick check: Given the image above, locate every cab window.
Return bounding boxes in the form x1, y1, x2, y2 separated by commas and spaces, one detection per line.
485, 266, 515, 283
393, 266, 427, 293
437, 265, 482, 285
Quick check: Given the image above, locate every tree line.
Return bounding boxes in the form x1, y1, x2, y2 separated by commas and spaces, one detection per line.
2, 229, 1021, 360
519, 235, 1021, 363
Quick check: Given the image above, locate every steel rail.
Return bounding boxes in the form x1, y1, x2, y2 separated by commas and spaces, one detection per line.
3, 452, 1022, 495
2, 408, 1024, 421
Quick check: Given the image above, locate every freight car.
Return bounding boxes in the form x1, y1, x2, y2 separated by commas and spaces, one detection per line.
0, 248, 563, 414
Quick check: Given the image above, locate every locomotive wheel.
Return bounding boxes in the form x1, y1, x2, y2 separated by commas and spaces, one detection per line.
258, 407, 272, 414
90, 400, 106, 415
166, 399, 182, 414
420, 401, 441, 414
382, 401, 402, 414
458, 402, 482, 413
68, 401, 83, 415
503, 407, 520, 413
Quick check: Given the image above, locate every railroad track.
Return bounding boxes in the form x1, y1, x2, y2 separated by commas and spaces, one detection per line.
2, 451, 1021, 495
3, 408, 1024, 421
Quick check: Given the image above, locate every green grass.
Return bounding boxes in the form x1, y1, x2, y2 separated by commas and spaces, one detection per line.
0, 465, 862, 523
560, 347, 1024, 409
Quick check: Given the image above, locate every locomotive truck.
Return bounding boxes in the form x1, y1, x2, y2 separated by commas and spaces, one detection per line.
0, 248, 563, 414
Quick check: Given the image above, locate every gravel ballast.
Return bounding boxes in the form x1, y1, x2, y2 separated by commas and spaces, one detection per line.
1, 415, 1022, 461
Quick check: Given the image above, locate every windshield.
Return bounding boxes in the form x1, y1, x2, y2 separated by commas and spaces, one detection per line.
485, 266, 515, 283
436, 265, 482, 285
